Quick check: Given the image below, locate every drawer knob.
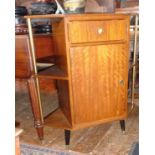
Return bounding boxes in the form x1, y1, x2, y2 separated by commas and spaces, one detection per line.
97, 28, 104, 34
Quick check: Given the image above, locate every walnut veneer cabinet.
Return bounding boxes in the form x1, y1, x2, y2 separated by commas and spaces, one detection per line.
25, 14, 130, 145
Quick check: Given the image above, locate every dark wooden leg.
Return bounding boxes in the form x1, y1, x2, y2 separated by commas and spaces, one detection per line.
64, 130, 71, 145
120, 120, 125, 132
27, 77, 44, 140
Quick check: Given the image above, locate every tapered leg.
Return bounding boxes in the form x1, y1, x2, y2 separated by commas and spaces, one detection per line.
120, 120, 125, 132
27, 77, 44, 140
64, 130, 71, 145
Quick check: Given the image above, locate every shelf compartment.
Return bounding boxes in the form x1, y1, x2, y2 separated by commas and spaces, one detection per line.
44, 108, 72, 130
37, 62, 55, 72
36, 56, 56, 63
37, 65, 68, 80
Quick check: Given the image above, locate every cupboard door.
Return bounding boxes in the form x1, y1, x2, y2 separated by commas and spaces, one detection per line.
70, 44, 129, 125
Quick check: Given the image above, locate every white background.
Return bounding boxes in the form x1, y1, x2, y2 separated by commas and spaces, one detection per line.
0, 0, 15, 154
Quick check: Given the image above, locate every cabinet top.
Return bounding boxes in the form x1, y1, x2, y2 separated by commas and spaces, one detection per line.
24, 13, 129, 20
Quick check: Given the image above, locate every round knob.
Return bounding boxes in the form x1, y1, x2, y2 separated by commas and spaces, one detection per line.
119, 80, 124, 85
97, 28, 104, 34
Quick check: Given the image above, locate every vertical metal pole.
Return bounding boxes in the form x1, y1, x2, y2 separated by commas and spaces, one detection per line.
27, 18, 44, 123
131, 14, 138, 109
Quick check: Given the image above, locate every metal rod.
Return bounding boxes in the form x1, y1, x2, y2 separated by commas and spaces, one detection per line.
27, 18, 44, 123
27, 18, 38, 74
131, 15, 139, 109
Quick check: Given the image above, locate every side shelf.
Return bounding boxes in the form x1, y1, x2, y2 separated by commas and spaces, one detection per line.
44, 108, 72, 130
38, 65, 68, 80
35, 52, 68, 80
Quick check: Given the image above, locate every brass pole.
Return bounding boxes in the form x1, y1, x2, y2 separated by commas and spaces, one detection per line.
27, 18, 44, 123
131, 14, 139, 109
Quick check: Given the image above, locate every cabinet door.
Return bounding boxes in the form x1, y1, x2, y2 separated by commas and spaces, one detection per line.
70, 44, 129, 125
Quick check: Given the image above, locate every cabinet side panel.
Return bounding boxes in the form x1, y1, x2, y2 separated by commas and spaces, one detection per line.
52, 20, 72, 125
57, 80, 72, 125
52, 20, 68, 75
70, 44, 128, 125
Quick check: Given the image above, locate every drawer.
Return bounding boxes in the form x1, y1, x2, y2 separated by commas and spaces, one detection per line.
68, 20, 127, 43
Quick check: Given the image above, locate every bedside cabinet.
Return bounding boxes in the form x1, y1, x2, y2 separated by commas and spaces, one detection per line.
25, 14, 130, 145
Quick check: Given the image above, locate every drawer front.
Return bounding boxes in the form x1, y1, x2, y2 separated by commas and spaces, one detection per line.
68, 20, 127, 43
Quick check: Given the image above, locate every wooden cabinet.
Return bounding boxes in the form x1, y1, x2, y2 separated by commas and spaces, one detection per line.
25, 14, 130, 144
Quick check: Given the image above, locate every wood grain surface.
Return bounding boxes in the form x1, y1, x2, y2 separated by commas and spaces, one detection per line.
68, 20, 127, 43
70, 44, 128, 126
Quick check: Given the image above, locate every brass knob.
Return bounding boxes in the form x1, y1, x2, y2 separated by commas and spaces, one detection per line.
119, 80, 124, 85
97, 28, 104, 34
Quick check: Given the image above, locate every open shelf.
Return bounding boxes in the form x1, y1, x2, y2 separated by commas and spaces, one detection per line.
44, 108, 72, 130
36, 56, 56, 63
37, 62, 55, 71
37, 65, 68, 80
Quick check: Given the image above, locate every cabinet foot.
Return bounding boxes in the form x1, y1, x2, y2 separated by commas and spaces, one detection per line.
64, 130, 71, 145
120, 120, 125, 132
36, 127, 44, 140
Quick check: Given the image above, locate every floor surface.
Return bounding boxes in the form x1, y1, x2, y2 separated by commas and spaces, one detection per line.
15, 86, 139, 155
